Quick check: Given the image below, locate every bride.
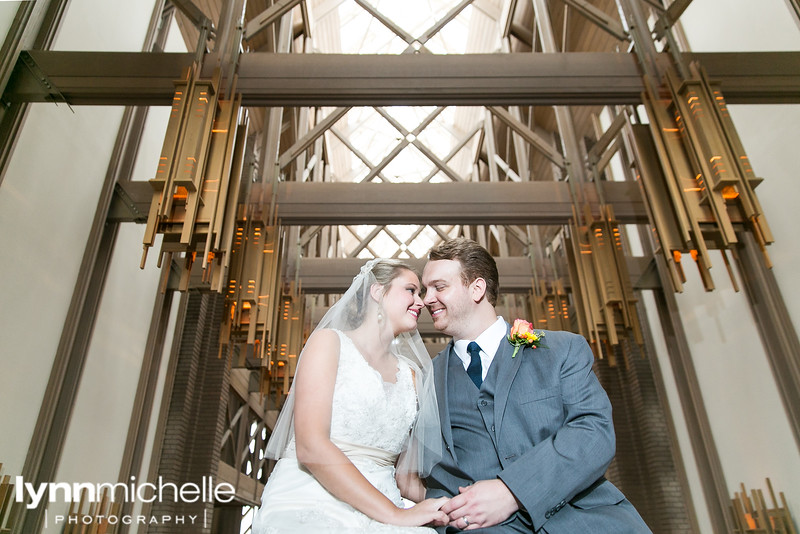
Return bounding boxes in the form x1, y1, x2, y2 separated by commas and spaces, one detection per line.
252, 259, 448, 533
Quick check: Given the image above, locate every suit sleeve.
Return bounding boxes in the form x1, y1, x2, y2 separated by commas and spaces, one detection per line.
497, 333, 615, 531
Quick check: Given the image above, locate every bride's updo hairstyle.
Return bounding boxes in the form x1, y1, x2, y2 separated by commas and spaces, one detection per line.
346, 259, 418, 328
372, 258, 418, 287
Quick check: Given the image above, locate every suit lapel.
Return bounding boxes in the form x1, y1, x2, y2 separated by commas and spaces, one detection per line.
434, 342, 456, 461
493, 323, 524, 440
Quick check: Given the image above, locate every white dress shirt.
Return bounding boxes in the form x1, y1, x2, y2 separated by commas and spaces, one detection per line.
453, 316, 507, 381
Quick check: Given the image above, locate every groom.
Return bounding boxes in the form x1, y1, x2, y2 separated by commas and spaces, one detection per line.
421, 238, 650, 533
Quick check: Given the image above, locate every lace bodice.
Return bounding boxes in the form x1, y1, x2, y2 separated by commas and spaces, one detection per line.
255, 330, 436, 533
284, 329, 418, 456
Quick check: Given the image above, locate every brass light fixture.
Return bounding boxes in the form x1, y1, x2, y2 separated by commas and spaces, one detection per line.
730, 479, 797, 534
635, 62, 773, 292
565, 205, 643, 362
219, 220, 283, 368
529, 278, 571, 334
0, 463, 14, 532
141, 64, 249, 293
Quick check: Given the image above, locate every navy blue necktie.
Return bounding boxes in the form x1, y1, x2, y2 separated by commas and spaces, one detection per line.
466, 341, 483, 388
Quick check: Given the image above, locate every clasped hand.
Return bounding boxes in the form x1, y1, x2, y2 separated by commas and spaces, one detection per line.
438, 479, 519, 530
395, 497, 450, 527
397, 479, 517, 530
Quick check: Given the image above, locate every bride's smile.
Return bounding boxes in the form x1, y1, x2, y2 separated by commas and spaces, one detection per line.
382, 269, 424, 336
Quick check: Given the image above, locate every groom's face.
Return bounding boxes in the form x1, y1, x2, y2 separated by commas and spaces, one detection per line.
422, 259, 473, 339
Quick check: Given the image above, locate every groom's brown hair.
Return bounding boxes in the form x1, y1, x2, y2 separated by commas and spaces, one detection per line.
429, 237, 499, 306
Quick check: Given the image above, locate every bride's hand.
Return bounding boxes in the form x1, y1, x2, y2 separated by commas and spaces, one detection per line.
391, 497, 449, 527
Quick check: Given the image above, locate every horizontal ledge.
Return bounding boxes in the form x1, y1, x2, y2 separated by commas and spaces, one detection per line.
5, 51, 799, 106
274, 181, 647, 225
297, 256, 657, 294
111, 180, 648, 225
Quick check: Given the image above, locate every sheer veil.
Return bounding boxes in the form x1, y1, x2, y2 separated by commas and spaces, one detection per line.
264, 258, 442, 478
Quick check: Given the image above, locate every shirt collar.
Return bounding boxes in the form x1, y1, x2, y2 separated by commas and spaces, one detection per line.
453, 316, 507, 367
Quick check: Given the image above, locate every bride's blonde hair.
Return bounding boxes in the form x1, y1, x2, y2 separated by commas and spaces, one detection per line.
372, 259, 418, 288
347, 259, 418, 327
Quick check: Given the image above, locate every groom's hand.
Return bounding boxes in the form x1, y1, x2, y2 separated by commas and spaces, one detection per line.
441, 479, 519, 530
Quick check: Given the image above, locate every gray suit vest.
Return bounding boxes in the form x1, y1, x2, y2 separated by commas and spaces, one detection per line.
447, 348, 502, 482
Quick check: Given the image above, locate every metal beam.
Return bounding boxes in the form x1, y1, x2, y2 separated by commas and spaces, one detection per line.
297, 255, 654, 293
0, 0, 71, 183
500, 0, 519, 39
347, 225, 385, 257
561, 0, 629, 41
329, 126, 392, 183
373, 107, 453, 176
374, 106, 465, 182
651, 255, 735, 533
508, 106, 531, 182
116, 271, 174, 532
277, 106, 349, 170
407, 0, 475, 52
112, 180, 646, 225
171, 0, 214, 31
587, 109, 627, 166
276, 181, 649, 225
9, 6, 167, 530
6, 51, 799, 106
665, 0, 694, 26
422, 121, 482, 182
488, 105, 566, 168
245, 0, 303, 40
352, 0, 417, 47
788, 0, 800, 26
534, 0, 587, 186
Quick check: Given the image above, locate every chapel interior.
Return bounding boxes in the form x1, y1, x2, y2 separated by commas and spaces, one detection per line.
0, 0, 799, 533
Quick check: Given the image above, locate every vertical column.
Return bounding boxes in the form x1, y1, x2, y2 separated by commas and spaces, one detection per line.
531, 0, 587, 186
0, 0, 71, 182
651, 258, 734, 533
595, 341, 696, 533
256, 12, 293, 209
115, 269, 175, 533
734, 231, 800, 450
784, 0, 800, 26
149, 292, 230, 534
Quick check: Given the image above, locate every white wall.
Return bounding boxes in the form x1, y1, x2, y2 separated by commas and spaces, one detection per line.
647, 0, 800, 529
726, 104, 800, 335
45, 223, 165, 529
0, 103, 121, 475
46, 17, 190, 530
0, 3, 21, 44
127, 293, 181, 534
0, 0, 186, 530
43, 1, 187, 528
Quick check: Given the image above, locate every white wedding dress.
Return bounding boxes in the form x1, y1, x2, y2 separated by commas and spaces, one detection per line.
252, 330, 437, 533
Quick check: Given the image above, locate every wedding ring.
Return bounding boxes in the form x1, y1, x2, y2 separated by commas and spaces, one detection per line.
463, 516, 470, 527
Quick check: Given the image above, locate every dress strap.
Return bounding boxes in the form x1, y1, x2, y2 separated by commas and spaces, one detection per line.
331, 438, 399, 467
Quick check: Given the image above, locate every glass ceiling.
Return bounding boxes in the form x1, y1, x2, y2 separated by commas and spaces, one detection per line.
303, 0, 505, 259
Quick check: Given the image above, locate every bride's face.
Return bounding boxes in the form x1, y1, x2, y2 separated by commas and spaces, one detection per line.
382, 269, 424, 336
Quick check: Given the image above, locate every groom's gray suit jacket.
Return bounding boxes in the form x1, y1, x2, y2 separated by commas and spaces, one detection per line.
425, 327, 650, 533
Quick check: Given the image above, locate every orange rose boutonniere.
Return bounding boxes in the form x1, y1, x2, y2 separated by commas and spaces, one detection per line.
508, 319, 547, 358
